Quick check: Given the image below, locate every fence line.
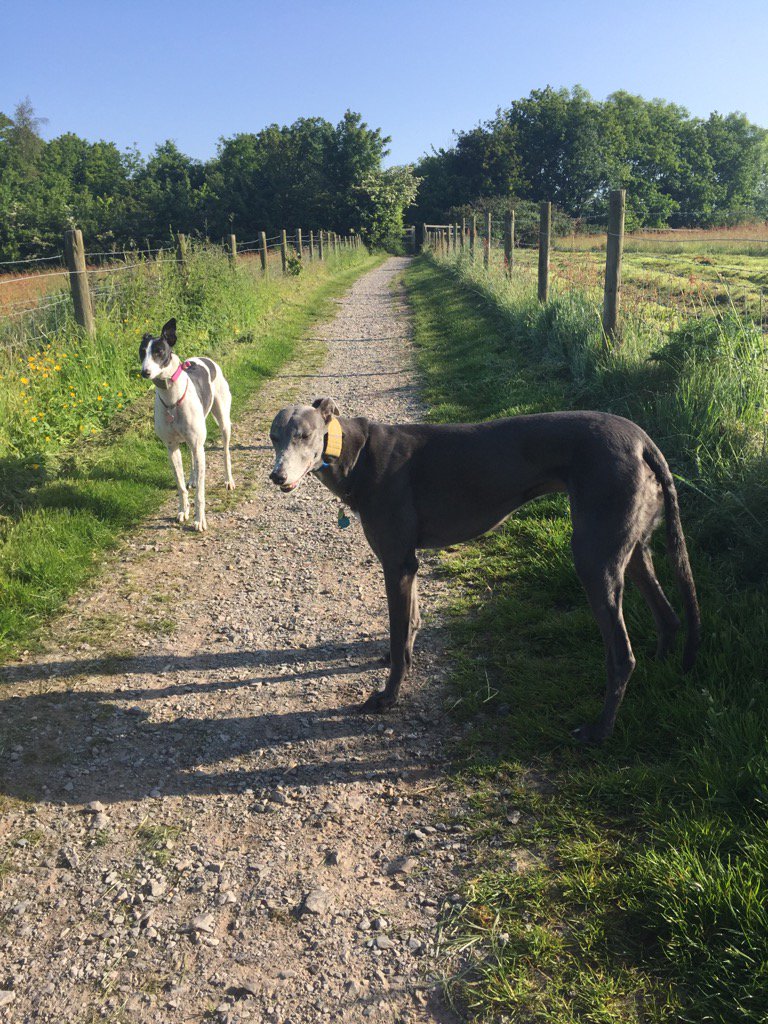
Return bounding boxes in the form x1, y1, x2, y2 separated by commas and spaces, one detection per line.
420, 198, 768, 337
1, 226, 366, 339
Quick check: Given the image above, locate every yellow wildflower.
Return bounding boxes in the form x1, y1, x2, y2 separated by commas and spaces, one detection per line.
20, 376, 28, 384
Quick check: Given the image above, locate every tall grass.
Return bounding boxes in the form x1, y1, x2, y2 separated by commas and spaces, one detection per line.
0, 244, 378, 657
404, 253, 768, 1023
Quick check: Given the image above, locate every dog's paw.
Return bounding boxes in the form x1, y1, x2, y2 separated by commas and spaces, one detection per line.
187, 478, 197, 490
571, 721, 606, 746
362, 690, 396, 713
193, 515, 208, 533
225, 479, 236, 491
176, 509, 190, 524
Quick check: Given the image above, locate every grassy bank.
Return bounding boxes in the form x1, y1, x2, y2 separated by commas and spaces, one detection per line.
0, 246, 381, 659
403, 256, 768, 1023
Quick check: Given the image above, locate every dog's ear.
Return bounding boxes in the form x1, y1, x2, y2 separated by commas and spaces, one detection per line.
312, 397, 341, 423
160, 318, 177, 345
141, 332, 152, 344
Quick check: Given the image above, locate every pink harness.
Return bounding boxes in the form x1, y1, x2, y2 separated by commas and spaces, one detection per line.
159, 360, 193, 422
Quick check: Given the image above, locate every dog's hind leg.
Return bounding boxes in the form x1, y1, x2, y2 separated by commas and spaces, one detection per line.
409, 577, 421, 655
627, 543, 680, 660
364, 552, 419, 712
211, 383, 235, 491
167, 445, 190, 523
571, 534, 636, 744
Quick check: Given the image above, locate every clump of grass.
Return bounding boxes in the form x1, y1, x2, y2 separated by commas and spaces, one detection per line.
404, 257, 768, 1023
135, 819, 183, 864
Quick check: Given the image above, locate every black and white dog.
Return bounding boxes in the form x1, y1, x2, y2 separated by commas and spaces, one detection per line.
140, 318, 235, 531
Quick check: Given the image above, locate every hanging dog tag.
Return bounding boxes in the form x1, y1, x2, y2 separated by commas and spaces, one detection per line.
338, 509, 351, 530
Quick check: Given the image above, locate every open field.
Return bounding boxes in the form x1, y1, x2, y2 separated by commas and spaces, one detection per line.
404, 252, 768, 1023
561, 221, 768, 256
473, 233, 768, 326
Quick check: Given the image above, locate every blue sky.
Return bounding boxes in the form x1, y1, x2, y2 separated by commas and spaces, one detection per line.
2, 0, 767, 166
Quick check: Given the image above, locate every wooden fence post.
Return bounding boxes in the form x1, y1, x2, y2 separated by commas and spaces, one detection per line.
176, 232, 189, 268
484, 211, 492, 269
504, 211, 514, 275
296, 228, 303, 256
281, 229, 288, 274
602, 188, 626, 342
469, 215, 477, 261
259, 231, 268, 276
227, 233, 237, 264
332, 232, 338, 255
308, 230, 315, 261
64, 228, 95, 336
538, 202, 551, 303
318, 230, 325, 261
460, 218, 466, 251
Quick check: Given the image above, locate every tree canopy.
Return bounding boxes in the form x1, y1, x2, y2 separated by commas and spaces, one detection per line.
0, 101, 417, 259
413, 87, 768, 229
1, 88, 767, 261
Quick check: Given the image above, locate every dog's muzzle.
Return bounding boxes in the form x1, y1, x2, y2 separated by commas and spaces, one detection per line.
270, 469, 294, 491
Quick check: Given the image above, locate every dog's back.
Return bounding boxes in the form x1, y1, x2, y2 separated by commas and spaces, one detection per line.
184, 358, 221, 417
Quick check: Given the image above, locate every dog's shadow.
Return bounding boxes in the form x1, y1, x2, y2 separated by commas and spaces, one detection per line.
0, 640, 440, 806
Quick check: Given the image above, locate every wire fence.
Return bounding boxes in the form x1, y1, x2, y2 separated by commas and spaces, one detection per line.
420, 211, 768, 330
0, 228, 363, 344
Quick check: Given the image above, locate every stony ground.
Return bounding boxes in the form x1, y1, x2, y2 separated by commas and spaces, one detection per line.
0, 258, 469, 1023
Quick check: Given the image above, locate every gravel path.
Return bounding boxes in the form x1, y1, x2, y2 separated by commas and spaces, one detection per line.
0, 258, 466, 1023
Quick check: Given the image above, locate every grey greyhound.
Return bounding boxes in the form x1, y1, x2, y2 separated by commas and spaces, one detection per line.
269, 399, 700, 743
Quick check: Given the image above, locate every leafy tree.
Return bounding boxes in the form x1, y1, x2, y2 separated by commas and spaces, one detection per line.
353, 165, 421, 250
412, 87, 768, 230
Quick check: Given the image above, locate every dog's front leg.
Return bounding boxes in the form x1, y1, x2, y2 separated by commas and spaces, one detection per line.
192, 442, 207, 532
363, 555, 418, 712
167, 445, 189, 523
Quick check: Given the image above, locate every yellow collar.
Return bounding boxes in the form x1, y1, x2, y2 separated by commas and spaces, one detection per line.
324, 417, 343, 459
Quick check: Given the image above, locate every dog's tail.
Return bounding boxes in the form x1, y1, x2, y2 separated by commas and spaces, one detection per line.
643, 443, 701, 671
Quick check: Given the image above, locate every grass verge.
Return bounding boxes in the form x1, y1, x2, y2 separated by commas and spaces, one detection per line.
403, 256, 768, 1024
0, 248, 382, 659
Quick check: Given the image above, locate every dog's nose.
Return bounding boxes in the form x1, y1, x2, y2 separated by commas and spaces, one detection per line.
141, 369, 151, 378
270, 470, 287, 486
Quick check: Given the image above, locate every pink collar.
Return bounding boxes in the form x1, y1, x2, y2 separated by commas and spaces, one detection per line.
170, 359, 192, 383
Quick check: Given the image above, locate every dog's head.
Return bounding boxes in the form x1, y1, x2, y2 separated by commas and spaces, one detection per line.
268, 397, 341, 492
140, 318, 177, 380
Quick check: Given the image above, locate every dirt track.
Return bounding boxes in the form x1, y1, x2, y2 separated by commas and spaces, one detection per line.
0, 257, 467, 1023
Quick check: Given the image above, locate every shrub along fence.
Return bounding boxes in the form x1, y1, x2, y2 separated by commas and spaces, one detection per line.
0, 227, 363, 341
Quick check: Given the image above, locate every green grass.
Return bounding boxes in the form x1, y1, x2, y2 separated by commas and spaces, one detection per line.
404, 257, 768, 1023
490, 245, 767, 326
0, 246, 382, 658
